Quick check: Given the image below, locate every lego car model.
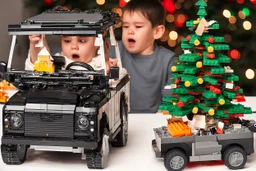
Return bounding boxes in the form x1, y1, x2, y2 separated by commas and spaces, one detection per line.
152, 119, 256, 171
0, 7, 130, 169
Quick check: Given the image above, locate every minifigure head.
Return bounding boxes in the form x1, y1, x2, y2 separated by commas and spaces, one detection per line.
61, 36, 99, 63
122, 0, 166, 55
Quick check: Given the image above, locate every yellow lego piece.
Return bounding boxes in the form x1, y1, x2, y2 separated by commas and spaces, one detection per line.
34, 47, 55, 72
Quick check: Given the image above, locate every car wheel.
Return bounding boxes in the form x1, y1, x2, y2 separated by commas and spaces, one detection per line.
164, 149, 187, 171
223, 146, 247, 170
1, 144, 28, 164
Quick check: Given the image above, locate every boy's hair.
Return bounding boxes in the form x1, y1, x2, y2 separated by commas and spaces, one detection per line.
122, 0, 166, 27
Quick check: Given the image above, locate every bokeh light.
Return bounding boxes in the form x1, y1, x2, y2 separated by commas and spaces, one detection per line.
238, 11, 246, 19
166, 14, 175, 23
96, 0, 105, 5
223, 9, 231, 18
243, 21, 252, 30
169, 31, 178, 40
245, 69, 255, 79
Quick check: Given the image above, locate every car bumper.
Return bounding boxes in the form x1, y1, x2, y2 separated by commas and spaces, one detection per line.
152, 139, 161, 158
2, 137, 98, 149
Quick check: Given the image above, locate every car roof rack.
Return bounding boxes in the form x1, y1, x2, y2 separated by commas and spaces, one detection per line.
8, 8, 120, 36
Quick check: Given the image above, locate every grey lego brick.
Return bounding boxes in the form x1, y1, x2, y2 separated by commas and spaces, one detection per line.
9, 30, 96, 36
195, 135, 218, 142
76, 107, 97, 113
5, 105, 25, 111
25, 103, 47, 110
190, 154, 221, 162
217, 130, 253, 140
47, 104, 76, 111
194, 141, 222, 156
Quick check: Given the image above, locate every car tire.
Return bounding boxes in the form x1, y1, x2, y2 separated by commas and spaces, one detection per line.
223, 146, 247, 170
164, 149, 187, 171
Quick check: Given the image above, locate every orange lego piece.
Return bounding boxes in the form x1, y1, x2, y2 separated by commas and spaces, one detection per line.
167, 120, 192, 137
0, 80, 16, 90
0, 91, 8, 103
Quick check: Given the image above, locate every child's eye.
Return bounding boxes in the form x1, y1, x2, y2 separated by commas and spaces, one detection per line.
122, 25, 129, 28
136, 26, 142, 28
79, 39, 87, 43
63, 39, 71, 43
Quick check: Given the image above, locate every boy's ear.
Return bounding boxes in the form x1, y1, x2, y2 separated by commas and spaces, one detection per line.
153, 25, 165, 40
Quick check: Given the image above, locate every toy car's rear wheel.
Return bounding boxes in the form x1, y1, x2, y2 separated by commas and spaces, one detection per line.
164, 149, 187, 171
1, 144, 28, 164
112, 95, 128, 147
223, 146, 247, 170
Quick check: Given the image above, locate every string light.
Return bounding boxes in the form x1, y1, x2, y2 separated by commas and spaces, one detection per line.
166, 14, 175, 23
243, 21, 252, 30
238, 11, 246, 19
96, 0, 105, 5
245, 69, 255, 79
169, 31, 178, 40
228, 16, 236, 24
223, 9, 231, 18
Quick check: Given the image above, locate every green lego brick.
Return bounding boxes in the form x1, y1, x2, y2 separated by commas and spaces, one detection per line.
179, 53, 201, 62
172, 88, 188, 94
237, 88, 243, 93
203, 56, 220, 66
210, 67, 225, 74
214, 110, 229, 118
197, 7, 207, 17
244, 107, 252, 114
223, 90, 236, 99
181, 42, 194, 49
224, 104, 248, 114
172, 73, 180, 79
204, 99, 218, 105
162, 96, 178, 103
198, 103, 214, 114
216, 53, 230, 63
203, 90, 217, 99
179, 95, 195, 102
172, 64, 185, 72
224, 74, 239, 82
184, 66, 199, 74
212, 44, 230, 51
196, 0, 207, 7
208, 23, 219, 29
189, 35, 201, 45
202, 36, 225, 43
185, 20, 194, 27
203, 75, 218, 85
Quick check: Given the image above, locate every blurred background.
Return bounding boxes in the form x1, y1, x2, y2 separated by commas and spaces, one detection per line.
1, 0, 256, 95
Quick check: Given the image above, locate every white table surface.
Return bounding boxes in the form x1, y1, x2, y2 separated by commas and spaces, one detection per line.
1, 96, 256, 171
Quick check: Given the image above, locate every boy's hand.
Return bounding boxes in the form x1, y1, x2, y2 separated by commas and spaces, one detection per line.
29, 34, 42, 45
109, 58, 118, 67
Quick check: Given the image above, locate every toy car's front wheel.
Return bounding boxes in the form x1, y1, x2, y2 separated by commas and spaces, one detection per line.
112, 94, 128, 147
223, 146, 247, 170
164, 149, 187, 171
1, 144, 28, 164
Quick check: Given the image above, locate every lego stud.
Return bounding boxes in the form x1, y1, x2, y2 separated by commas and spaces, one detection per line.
207, 46, 214, 53
208, 108, 215, 116
194, 39, 200, 46
196, 61, 203, 68
171, 66, 177, 72
197, 77, 204, 84
184, 81, 191, 87
193, 18, 200, 24
192, 106, 198, 114
219, 99, 225, 105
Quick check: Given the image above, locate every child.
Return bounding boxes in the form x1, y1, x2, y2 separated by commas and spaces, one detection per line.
110, 0, 176, 113
26, 35, 114, 73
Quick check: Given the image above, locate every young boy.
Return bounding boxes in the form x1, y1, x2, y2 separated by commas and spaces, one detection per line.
110, 0, 176, 113
26, 35, 113, 73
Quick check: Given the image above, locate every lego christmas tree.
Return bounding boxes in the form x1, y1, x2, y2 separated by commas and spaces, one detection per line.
159, 0, 252, 133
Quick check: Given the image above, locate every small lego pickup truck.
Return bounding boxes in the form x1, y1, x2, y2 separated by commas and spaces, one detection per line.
0, 7, 130, 169
152, 119, 256, 171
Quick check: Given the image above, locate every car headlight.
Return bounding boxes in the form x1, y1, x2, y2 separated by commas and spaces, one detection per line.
77, 115, 89, 130
10, 113, 24, 128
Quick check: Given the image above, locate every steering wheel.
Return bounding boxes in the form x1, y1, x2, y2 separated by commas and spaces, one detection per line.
65, 61, 95, 71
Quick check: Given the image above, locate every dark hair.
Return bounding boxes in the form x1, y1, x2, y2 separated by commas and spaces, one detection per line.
122, 0, 166, 27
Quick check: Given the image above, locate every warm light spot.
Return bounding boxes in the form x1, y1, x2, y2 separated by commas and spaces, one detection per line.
169, 31, 178, 40
219, 99, 225, 105
198, 78, 204, 84
184, 81, 190, 87
208, 109, 215, 116
223, 9, 231, 18
177, 14, 186, 23
177, 0, 185, 3
160, 29, 169, 42
192, 107, 198, 114
166, 14, 174, 23
238, 11, 246, 19
229, 16, 236, 24
124, 0, 130, 2
237, 0, 244, 4
228, 23, 237, 31
224, 34, 232, 43
171, 66, 177, 72
96, 0, 105, 5
168, 39, 177, 47
175, 2, 182, 9
245, 69, 255, 79
243, 21, 252, 30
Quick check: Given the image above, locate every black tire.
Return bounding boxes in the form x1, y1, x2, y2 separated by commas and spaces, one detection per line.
1, 144, 28, 165
223, 146, 247, 170
164, 149, 187, 171
112, 95, 128, 147
86, 135, 109, 169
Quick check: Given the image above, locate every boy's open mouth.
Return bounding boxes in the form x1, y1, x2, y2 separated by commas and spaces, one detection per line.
72, 54, 80, 59
128, 39, 136, 46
